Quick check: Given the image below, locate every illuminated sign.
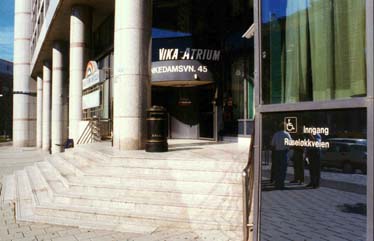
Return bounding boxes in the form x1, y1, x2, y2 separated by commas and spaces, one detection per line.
158, 48, 221, 61
82, 61, 105, 90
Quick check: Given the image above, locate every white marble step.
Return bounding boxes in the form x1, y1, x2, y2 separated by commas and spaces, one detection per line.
25, 165, 53, 204
24, 167, 241, 231
33, 203, 241, 231
48, 154, 84, 176
1, 174, 16, 204
22, 159, 242, 212
62, 154, 242, 184
30, 154, 244, 210
75, 144, 247, 164
53, 189, 242, 211
36, 161, 70, 189
72, 149, 246, 173
14, 170, 34, 219
34, 198, 243, 226
16, 167, 158, 234
67, 175, 242, 196
28, 162, 243, 223
24, 160, 243, 227
25, 172, 242, 231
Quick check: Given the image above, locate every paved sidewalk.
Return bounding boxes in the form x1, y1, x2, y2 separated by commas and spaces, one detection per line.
261, 187, 366, 241
261, 162, 367, 241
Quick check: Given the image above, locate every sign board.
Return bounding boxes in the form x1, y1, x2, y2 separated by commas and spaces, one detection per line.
151, 46, 221, 86
82, 61, 105, 90
151, 60, 214, 85
158, 48, 221, 62
82, 90, 101, 110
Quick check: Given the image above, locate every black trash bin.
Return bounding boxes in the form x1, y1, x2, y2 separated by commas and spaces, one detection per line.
145, 106, 168, 152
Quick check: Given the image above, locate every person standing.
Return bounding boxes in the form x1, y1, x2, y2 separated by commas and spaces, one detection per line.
271, 123, 292, 189
306, 133, 321, 188
290, 135, 305, 184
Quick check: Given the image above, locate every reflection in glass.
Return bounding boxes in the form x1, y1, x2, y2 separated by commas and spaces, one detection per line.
261, 0, 366, 104
260, 109, 367, 241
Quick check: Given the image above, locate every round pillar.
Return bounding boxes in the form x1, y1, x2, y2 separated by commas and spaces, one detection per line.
113, 0, 152, 150
42, 61, 51, 151
13, 0, 33, 147
36, 76, 43, 148
69, 5, 91, 142
51, 42, 67, 154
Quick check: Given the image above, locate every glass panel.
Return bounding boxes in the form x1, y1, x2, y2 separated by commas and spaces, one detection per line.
260, 109, 367, 241
261, 0, 366, 104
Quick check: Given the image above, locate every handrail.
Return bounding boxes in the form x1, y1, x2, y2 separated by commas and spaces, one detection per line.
242, 117, 255, 241
77, 121, 91, 144
76, 119, 101, 145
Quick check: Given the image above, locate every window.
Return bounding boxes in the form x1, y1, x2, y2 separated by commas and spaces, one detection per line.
260, 109, 367, 241
261, 0, 366, 104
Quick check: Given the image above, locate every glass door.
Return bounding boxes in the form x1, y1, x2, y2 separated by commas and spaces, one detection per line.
199, 84, 215, 140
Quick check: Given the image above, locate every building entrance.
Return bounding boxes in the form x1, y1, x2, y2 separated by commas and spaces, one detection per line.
152, 84, 216, 140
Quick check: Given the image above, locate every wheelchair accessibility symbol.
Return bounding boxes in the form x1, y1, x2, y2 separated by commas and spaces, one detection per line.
284, 117, 297, 133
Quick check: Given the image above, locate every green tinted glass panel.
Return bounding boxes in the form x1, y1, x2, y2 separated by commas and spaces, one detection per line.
261, 0, 366, 104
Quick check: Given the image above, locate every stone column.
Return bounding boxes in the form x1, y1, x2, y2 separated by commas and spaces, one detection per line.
42, 61, 51, 151
36, 76, 43, 148
13, 0, 33, 147
113, 0, 152, 150
51, 42, 67, 154
69, 5, 91, 142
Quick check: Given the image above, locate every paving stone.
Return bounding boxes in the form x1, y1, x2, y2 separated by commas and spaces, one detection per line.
57, 228, 81, 237
51, 235, 78, 241
73, 231, 99, 240
36, 232, 61, 241
11, 237, 38, 241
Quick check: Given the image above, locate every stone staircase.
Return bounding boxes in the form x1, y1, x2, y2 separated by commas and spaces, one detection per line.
1, 142, 247, 240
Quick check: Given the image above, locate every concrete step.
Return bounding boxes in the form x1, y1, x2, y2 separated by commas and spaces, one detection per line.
33, 203, 241, 231
49, 154, 84, 176
73, 148, 246, 173
53, 189, 242, 211
74, 143, 247, 165
36, 161, 70, 189
16, 167, 158, 234
23, 166, 241, 232
34, 198, 242, 226
26, 155, 243, 216
7, 144, 246, 237
22, 159, 243, 212
67, 175, 242, 197
1, 174, 16, 204
61, 155, 243, 184
14, 170, 34, 219
25, 165, 53, 204
69, 170, 241, 185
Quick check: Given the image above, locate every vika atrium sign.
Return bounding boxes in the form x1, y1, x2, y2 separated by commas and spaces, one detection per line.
152, 47, 221, 87
158, 48, 221, 61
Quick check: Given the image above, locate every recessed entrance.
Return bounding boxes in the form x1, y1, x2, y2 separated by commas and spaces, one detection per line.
152, 83, 216, 140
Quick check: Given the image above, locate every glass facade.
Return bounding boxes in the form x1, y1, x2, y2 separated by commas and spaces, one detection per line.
257, 0, 371, 240
260, 109, 367, 241
261, 0, 366, 104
